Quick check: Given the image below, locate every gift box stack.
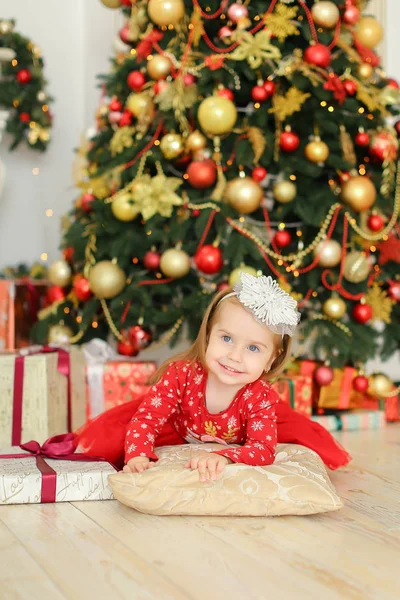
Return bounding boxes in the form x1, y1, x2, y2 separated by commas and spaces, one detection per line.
0, 345, 119, 505
287, 360, 399, 432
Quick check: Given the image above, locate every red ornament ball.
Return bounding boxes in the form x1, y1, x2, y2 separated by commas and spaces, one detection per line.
127, 70, 146, 91
16, 69, 31, 84
128, 325, 152, 353
227, 2, 248, 22
19, 112, 31, 123
81, 192, 96, 212
218, 282, 230, 291
304, 44, 331, 68
394, 121, 400, 137
388, 281, 400, 301
153, 80, 169, 95
355, 131, 370, 147
367, 213, 385, 232
117, 340, 138, 357
47, 286, 66, 304
251, 85, 269, 103
315, 366, 334, 386
386, 78, 399, 89
120, 0, 132, 5
353, 375, 369, 393
186, 160, 217, 189
119, 25, 132, 44
280, 130, 300, 152
274, 229, 292, 248
192, 209, 201, 217
194, 245, 223, 275
217, 87, 234, 101
343, 5, 360, 26
73, 277, 92, 302
183, 73, 196, 86
369, 132, 398, 162
109, 98, 122, 112
119, 110, 133, 126
343, 79, 357, 96
352, 302, 373, 324
252, 166, 267, 182
339, 171, 351, 183
62, 247, 74, 263
143, 250, 161, 271
218, 26, 233, 40
263, 80, 276, 97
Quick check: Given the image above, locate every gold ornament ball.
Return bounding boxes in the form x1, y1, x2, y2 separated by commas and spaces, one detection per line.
355, 16, 384, 49
111, 193, 139, 222
311, 1, 340, 28
48, 324, 74, 345
49, 260, 72, 287
313, 239, 342, 268
126, 93, 155, 118
147, 0, 185, 27
100, 0, 121, 7
229, 265, 258, 287
224, 177, 263, 214
197, 96, 237, 136
323, 297, 347, 320
160, 133, 184, 160
305, 139, 330, 163
343, 251, 370, 283
186, 130, 207, 153
357, 63, 374, 80
88, 261, 126, 299
160, 248, 191, 278
273, 180, 297, 204
369, 374, 393, 398
147, 55, 172, 80
341, 176, 376, 212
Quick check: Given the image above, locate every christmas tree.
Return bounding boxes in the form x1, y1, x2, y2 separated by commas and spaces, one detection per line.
34, 0, 400, 398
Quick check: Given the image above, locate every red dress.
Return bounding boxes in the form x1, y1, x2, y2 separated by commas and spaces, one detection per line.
77, 360, 351, 470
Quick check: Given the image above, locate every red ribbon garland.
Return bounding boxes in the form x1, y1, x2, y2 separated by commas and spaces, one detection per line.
12, 347, 72, 446
1, 434, 115, 503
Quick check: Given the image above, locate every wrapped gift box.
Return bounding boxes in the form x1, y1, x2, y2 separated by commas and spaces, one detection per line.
0, 279, 49, 351
0, 440, 116, 505
312, 410, 386, 432
0, 347, 86, 447
273, 360, 314, 417
86, 359, 156, 420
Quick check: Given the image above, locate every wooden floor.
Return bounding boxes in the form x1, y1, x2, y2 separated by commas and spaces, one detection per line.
1, 425, 399, 600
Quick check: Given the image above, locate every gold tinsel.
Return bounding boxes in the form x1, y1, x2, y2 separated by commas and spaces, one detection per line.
380, 157, 397, 197
110, 126, 135, 156
356, 85, 387, 115
229, 30, 281, 69
246, 126, 266, 165
263, 2, 300, 42
365, 283, 395, 324
210, 164, 227, 201
339, 125, 357, 166
269, 87, 311, 121
155, 77, 198, 135
80, 175, 111, 199
131, 173, 183, 220
190, 5, 204, 47
27, 123, 50, 145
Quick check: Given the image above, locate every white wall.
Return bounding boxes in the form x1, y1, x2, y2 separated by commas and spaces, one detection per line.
0, 0, 116, 268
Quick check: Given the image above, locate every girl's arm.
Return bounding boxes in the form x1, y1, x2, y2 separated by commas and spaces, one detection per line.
124, 362, 182, 463
213, 389, 278, 466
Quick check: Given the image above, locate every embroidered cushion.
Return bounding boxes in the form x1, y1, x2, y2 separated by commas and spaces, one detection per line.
108, 443, 343, 516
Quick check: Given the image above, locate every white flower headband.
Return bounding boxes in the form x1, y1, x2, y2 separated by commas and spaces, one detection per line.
221, 273, 301, 337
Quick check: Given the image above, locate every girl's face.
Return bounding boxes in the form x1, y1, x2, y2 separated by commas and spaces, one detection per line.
205, 299, 279, 389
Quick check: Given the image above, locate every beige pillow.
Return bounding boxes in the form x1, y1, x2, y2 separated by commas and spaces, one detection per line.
108, 443, 343, 516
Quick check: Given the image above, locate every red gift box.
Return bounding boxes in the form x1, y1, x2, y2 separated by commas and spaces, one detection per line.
0, 279, 49, 351
86, 360, 157, 420
272, 364, 313, 417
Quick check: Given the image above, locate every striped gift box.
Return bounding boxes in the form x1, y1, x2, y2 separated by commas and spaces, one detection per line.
311, 410, 386, 432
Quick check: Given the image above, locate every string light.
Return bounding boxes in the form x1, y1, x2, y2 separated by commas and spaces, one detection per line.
32, 168, 39, 175
64, 307, 70, 314
46, 209, 53, 217
11, 59, 18, 67
40, 253, 48, 261
92, 321, 98, 328
76, 316, 82, 323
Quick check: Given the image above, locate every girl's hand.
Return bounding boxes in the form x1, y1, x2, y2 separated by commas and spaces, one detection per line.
184, 453, 232, 482
123, 456, 155, 473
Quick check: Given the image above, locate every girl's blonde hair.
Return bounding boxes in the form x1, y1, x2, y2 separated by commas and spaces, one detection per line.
150, 286, 292, 384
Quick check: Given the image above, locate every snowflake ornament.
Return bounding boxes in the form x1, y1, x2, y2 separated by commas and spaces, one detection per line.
227, 273, 301, 336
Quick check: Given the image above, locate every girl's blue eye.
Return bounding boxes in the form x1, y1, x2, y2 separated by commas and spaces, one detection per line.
222, 335, 231, 343
248, 344, 260, 353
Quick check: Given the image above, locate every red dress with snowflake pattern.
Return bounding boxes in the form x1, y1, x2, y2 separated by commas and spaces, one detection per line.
77, 360, 351, 470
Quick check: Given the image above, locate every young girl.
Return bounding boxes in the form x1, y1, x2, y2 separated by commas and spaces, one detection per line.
77, 273, 351, 479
